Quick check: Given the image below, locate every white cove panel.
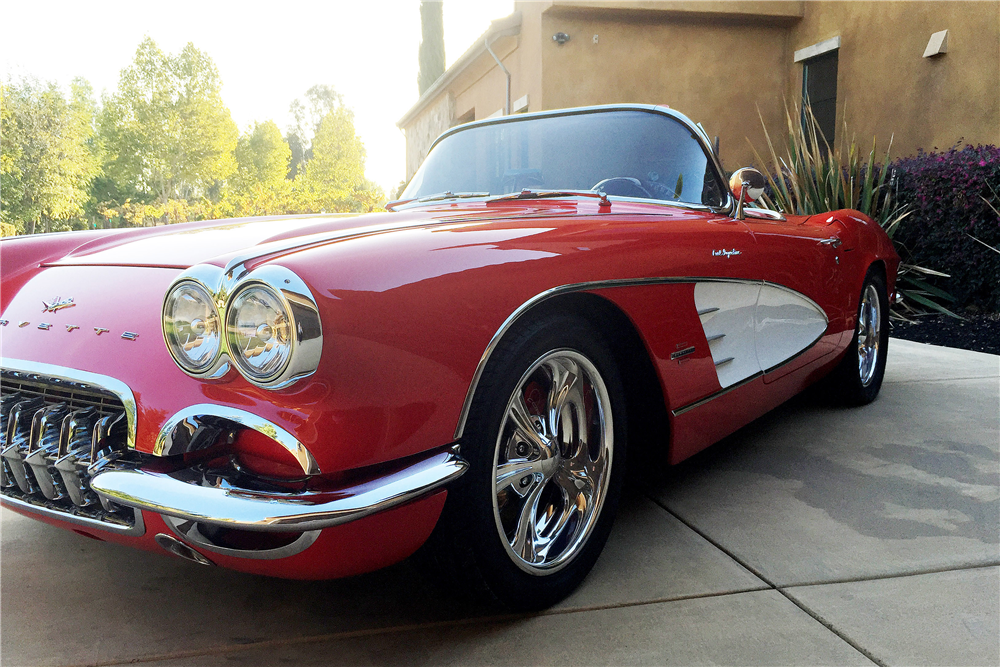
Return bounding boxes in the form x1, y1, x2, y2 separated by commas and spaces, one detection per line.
694, 282, 760, 389
754, 284, 828, 371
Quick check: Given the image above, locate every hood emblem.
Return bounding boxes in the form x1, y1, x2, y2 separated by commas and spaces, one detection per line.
42, 297, 76, 313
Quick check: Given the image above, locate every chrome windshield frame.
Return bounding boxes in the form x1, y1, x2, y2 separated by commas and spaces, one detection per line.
398, 104, 734, 216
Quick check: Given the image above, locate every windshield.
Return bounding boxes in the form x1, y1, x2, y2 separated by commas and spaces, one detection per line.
402, 109, 726, 207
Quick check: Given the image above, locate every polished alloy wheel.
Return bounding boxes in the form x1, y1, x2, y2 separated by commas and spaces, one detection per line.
492, 349, 613, 574
857, 284, 882, 387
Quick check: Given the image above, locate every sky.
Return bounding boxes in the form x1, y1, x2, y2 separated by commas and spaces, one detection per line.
1, 0, 515, 195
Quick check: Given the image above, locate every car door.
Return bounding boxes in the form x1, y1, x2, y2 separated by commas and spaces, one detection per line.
740, 213, 850, 383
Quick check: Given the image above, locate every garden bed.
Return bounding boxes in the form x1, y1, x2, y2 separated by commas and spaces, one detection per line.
891, 312, 1000, 356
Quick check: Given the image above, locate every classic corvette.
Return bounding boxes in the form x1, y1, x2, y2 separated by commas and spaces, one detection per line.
0, 105, 898, 609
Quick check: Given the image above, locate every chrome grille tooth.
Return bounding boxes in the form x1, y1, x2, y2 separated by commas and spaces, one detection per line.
55, 414, 101, 508
0, 391, 23, 448
90, 412, 128, 512
24, 404, 71, 501
0, 393, 19, 488
1, 398, 46, 494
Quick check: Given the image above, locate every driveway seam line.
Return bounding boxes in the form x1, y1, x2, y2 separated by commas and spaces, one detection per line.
780, 562, 1000, 589
884, 375, 999, 384
647, 494, 887, 667
774, 587, 886, 667
62, 587, 772, 667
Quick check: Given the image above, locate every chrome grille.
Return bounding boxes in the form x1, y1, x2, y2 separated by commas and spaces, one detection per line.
1, 369, 137, 530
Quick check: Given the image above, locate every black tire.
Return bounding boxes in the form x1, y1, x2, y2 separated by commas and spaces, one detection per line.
421, 313, 627, 611
831, 267, 889, 405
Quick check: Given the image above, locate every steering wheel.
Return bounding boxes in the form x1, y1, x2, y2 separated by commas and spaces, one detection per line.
591, 177, 653, 199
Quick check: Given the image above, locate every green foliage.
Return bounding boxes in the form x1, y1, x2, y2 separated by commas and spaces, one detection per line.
418, 1, 445, 95
891, 146, 1000, 313
749, 102, 958, 320
234, 121, 291, 192
100, 38, 238, 206
286, 85, 343, 179
295, 107, 367, 211
1, 77, 101, 234
4, 40, 385, 235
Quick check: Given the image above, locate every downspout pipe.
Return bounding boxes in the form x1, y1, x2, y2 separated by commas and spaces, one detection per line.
485, 34, 511, 115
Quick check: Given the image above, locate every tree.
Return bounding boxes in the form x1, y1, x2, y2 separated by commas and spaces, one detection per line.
100, 38, 238, 209
295, 106, 367, 211
234, 121, 291, 191
227, 121, 293, 216
285, 85, 344, 179
1, 77, 101, 234
418, 1, 445, 95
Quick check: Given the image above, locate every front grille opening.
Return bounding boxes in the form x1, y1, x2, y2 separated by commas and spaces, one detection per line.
1, 369, 137, 530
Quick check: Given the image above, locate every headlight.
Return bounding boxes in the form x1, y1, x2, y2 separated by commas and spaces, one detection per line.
226, 284, 293, 382
163, 282, 222, 373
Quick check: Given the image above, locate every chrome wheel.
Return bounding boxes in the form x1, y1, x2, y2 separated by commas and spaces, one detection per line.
857, 284, 882, 387
492, 349, 613, 574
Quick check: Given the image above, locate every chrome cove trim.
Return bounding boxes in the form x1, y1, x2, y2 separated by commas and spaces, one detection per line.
453, 277, 827, 439
90, 445, 468, 532
671, 372, 764, 417
0, 358, 137, 450
162, 264, 323, 389
1, 494, 145, 536
154, 404, 320, 476
162, 515, 320, 560
402, 104, 734, 216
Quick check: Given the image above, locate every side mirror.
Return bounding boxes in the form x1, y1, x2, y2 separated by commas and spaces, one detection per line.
728, 167, 766, 220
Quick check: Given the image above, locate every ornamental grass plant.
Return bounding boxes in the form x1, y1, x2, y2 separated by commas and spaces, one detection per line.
749, 103, 962, 320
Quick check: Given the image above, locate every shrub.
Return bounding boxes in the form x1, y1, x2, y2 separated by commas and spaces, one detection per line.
891, 145, 1000, 313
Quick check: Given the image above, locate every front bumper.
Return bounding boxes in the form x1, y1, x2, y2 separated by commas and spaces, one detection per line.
90, 446, 468, 532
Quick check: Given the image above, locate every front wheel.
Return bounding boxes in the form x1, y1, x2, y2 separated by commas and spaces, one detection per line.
832, 267, 889, 405
423, 314, 626, 610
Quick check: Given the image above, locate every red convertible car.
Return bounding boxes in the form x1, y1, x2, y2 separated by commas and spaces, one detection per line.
0, 105, 898, 609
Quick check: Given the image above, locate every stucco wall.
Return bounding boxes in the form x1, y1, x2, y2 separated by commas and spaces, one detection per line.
539, 10, 791, 172
787, 0, 1000, 159
401, 1, 999, 180
404, 93, 455, 181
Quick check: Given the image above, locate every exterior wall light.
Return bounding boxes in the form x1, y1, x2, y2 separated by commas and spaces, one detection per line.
923, 29, 949, 58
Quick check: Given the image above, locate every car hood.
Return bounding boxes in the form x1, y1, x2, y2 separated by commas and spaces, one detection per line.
36, 198, 685, 271
41, 211, 420, 269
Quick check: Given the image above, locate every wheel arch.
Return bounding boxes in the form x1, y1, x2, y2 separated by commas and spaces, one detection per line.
456, 290, 671, 473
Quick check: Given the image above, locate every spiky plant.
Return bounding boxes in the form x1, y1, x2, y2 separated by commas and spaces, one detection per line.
749, 102, 960, 320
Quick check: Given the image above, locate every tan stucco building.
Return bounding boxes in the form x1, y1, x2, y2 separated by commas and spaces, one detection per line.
398, 1, 1000, 180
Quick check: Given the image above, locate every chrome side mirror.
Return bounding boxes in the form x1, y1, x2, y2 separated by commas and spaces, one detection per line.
729, 167, 766, 220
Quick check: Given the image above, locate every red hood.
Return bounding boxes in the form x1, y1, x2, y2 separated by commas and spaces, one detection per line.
9, 199, 683, 271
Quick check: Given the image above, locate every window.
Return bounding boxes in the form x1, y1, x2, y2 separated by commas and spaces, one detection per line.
403, 109, 727, 208
802, 50, 839, 144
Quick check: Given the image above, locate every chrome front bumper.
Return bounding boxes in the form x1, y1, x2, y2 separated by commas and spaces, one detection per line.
90, 446, 468, 533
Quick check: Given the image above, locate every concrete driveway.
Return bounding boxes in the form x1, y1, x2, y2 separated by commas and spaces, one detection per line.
2, 339, 998, 666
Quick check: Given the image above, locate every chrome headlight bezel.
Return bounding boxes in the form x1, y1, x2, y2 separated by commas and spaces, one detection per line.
161, 264, 323, 389
162, 279, 224, 376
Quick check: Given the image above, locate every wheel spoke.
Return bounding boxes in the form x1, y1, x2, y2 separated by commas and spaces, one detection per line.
510, 479, 546, 563
546, 360, 588, 457
508, 393, 548, 453
496, 459, 543, 497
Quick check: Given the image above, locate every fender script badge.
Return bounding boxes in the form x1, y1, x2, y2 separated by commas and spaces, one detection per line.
712, 249, 742, 258
42, 297, 76, 313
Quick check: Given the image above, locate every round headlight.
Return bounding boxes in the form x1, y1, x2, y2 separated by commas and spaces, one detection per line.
163, 282, 222, 373
226, 284, 293, 382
